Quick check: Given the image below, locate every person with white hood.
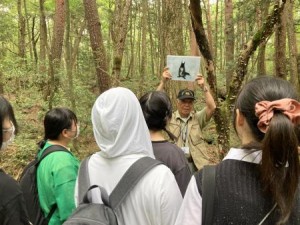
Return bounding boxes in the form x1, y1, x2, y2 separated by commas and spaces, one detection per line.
77, 87, 182, 225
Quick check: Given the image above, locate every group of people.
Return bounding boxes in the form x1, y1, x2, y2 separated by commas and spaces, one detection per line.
0, 69, 300, 225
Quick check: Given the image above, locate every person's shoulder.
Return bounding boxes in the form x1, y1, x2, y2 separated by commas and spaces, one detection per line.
46, 149, 76, 160
144, 163, 174, 182
0, 170, 22, 200
41, 150, 79, 170
163, 142, 185, 155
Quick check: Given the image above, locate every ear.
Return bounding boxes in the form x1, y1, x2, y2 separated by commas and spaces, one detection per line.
61, 129, 69, 138
236, 109, 245, 126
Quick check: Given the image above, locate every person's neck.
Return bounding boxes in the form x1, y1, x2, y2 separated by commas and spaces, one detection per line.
179, 112, 190, 118
149, 130, 166, 141
48, 139, 69, 149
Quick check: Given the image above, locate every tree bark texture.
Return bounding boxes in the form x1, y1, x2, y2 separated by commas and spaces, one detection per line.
64, 0, 76, 111
17, 0, 26, 63
111, 0, 132, 84
39, 0, 49, 100
83, 0, 111, 93
48, 0, 66, 109
189, 0, 225, 157
161, 0, 185, 106
274, 0, 287, 79
256, 1, 270, 76
286, 0, 299, 90
139, 0, 148, 96
224, 0, 234, 91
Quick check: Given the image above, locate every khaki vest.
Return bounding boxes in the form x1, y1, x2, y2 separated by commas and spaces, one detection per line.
167, 110, 211, 169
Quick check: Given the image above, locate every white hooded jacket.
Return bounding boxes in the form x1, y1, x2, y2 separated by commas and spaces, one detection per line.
75, 87, 182, 225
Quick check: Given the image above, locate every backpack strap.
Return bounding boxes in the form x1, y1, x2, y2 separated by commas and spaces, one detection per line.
195, 165, 216, 225
77, 157, 91, 204
39, 144, 71, 163
77, 156, 162, 209
109, 157, 162, 210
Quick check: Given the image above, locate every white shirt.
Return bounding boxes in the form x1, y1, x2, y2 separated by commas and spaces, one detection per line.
75, 153, 182, 225
75, 87, 182, 225
174, 148, 262, 225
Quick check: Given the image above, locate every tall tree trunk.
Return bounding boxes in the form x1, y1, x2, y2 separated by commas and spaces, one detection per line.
39, 0, 47, 67
274, 0, 287, 79
214, 0, 219, 68
32, 17, 38, 65
48, 0, 66, 109
190, 0, 221, 157
286, 0, 299, 90
147, 6, 155, 79
39, 0, 48, 99
203, 0, 214, 56
83, 0, 111, 93
23, 0, 33, 62
64, 0, 76, 111
111, 0, 132, 84
161, 0, 185, 105
17, 0, 26, 65
257, 1, 271, 76
139, 0, 148, 96
224, 0, 234, 91
71, 21, 85, 71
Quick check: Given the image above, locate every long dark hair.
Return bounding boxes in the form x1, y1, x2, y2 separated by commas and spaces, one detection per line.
39, 107, 77, 148
139, 91, 176, 140
0, 96, 18, 149
233, 76, 299, 224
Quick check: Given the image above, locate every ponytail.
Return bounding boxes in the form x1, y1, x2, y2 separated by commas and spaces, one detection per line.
261, 113, 299, 224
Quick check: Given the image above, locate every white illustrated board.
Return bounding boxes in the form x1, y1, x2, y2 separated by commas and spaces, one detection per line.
167, 55, 201, 81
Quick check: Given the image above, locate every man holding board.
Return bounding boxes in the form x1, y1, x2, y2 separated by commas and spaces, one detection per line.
157, 56, 216, 172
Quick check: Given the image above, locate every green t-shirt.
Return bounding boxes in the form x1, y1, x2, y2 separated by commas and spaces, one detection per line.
37, 141, 79, 225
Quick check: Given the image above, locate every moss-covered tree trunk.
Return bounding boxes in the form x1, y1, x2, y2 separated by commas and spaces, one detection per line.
286, 0, 299, 91
111, 0, 132, 85
190, 0, 287, 159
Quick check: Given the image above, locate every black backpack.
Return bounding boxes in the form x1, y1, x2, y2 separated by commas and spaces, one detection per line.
63, 156, 162, 225
19, 145, 70, 225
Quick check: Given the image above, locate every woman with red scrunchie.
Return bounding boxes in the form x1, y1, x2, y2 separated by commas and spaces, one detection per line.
175, 76, 300, 225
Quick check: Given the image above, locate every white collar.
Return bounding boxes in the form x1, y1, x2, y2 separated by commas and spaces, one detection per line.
223, 148, 262, 164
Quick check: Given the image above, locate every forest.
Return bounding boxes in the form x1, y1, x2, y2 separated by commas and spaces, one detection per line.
0, 0, 299, 177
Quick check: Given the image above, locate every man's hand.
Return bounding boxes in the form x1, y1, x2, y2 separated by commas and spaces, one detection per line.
162, 67, 172, 84
195, 74, 205, 89
157, 67, 172, 91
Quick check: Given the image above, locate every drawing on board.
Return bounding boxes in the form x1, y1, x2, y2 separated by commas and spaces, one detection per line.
167, 55, 201, 81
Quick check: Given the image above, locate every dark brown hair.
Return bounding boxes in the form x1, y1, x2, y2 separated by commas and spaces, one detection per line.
234, 76, 299, 224
139, 91, 176, 141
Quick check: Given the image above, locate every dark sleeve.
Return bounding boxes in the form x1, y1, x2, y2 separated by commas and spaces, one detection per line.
0, 171, 30, 225
0, 193, 30, 225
